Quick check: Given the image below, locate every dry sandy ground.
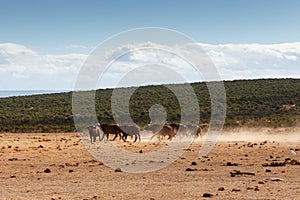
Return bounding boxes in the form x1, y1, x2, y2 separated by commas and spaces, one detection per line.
0, 129, 300, 200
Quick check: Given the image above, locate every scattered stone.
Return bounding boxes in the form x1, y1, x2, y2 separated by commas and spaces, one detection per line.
10, 175, 16, 178
185, 168, 195, 172
262, 161, 285, 167
230, 170, 255, 177
69, 170, 74, 173
226, 162, 238, 166
290, 150, 296, 156
191, 161, 197, 166
258, 181, 264, 184
115, 168, 122, 172
38, 145, 44, 148
218, 187, 225, 191
139, 150, 143, 153
263, 159, 300, 167
254, 186, 259, 191
65, 163, 79, 167
265, 169, 271, 173
265, 177, 283, 182
232, 188, 240, 192
202, 193, 213, 198
289, 159, 300, 165
44, 168, 51, 173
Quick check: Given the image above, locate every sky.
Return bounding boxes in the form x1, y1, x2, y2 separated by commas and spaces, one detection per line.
0, 0, 300, 90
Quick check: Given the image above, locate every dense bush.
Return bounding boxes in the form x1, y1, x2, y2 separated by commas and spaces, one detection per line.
0, 78, 299, 132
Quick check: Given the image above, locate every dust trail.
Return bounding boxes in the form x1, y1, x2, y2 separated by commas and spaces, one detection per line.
206, 127, 300, 143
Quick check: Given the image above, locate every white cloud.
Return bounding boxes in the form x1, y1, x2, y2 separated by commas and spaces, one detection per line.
193, 42, 300, 80
0, 42, 299, 90
0, 43, 87, 90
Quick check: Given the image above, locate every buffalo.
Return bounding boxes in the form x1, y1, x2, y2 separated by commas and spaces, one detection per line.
87, 125, 102, 143
144, 124, 176, 141
98, 123, 141, 142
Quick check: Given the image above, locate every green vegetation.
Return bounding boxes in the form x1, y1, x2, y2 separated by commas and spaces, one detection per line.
0, 79, 299, 132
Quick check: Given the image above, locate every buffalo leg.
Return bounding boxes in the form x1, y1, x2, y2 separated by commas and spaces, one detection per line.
122, 134, 127, 142
112, 133, 118, 141
134, 134, 137, 142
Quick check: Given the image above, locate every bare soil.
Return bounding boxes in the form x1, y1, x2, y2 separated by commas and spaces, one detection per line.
0, 129, 299, 199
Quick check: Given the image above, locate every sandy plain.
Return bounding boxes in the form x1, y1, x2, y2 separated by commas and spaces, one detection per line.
0, 128, 299, 200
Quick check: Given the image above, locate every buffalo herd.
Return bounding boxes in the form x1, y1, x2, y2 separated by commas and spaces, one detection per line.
87, 123, 202, 143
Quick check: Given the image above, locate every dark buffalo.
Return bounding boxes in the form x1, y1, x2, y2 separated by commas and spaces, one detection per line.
98, 123, 141, 142
98, 123, 122, 141
185, 124, 202, 138
119, 125, 141, 142
144, 124, 176, 141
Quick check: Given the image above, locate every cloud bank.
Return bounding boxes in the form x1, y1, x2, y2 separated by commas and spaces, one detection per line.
0, 42, 299, 90
0, 43, 86, 90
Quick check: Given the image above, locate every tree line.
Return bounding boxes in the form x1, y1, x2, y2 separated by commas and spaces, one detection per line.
0, 78, 299, 132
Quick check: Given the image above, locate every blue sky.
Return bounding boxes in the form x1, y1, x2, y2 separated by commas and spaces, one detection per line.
1, 0, 300, 53
0, 0, 300, 90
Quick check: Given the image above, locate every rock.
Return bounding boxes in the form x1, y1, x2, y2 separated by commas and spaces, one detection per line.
265, 177, 283, 182
230, 170, 255, 177
289, 159, 300, 165
232, 188, 240, 192
191, 161, 197, 165
185, 168, 195, 171
226, 162, 238, 166
69, 170, 74, 173
258, 181, 264, 184
265, 169, 271, 172
10, 175, 16, 178
115, 168, 122, 172
262, 161, 286, 167
44, 168, 51, 173
218, 187, 225, 191
290, 150, 296, 156
139, 150, 143, 153
202, 193, 213, 198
